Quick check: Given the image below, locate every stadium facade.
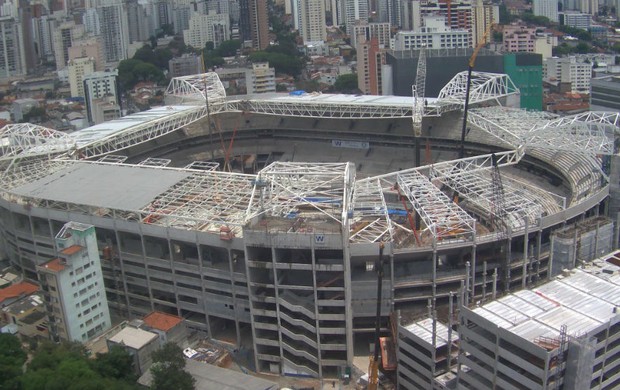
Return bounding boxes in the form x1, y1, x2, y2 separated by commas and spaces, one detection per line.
0, 72, 618, 379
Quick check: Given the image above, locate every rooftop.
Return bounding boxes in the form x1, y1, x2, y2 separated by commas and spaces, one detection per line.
61, 245, 83, 256
143, 311, 183, 332
469, 250, 620, 345
0, 281, 39, 304
108, 326, 159, 350
38, 258, 66, 273
4, 293, 44, 315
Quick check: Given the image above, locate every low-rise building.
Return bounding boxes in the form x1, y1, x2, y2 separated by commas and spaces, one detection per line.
107, 325, 160, 375
169, 54, 203, 78
246, 63, 276, 94
2, 294, 48, 339
0, 281, 38, 308
142, 311, 187, 346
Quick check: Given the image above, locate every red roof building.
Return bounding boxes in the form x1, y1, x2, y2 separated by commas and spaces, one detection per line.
0, 281, 39, 306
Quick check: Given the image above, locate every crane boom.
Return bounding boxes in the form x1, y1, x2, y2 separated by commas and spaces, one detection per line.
368, 242, 385, 390
459, 23, 496, 159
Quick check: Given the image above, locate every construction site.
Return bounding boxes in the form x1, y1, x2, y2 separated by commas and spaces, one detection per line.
0, 68, 618, 385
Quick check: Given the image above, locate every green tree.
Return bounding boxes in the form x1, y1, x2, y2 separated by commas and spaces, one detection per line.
22, 341, 139, 390
150, 343, 195, 390
92, 346, 136, 382
0, 334, 27, 390
216, 39, 241, 57
133, 45, 156, 64
333, 73, 358, 93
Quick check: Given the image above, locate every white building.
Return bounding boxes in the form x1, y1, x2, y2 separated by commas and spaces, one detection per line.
68, 57, 95, 98
83, 70, 120, 125
183, 11, 230, 50
246, 62, 275, 93
341, 0, 368, 37
533, 0, 559, 23
300, 0, 326, 44
393, 17, 470, 51
559, 11, 592, 29
37, 222, 111, 343
544, 56, 593, 94
97, 0, 130, 63
0, 16, 26, 80
351, 22, 391, 50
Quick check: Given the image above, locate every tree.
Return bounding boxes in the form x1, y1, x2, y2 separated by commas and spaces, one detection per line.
21, 341, 139, 390
333, 73, 358, 93
0, 334, 26, 390
150, 343, 195, 390
216, 39, 241, 57
92, 346, 136, 382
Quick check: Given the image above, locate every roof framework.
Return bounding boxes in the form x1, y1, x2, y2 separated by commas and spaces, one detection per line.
350, 178, 394, 243
226, 98, 414, 119
397, 170, 475, 241
437, 72, 519, 107
428, 150, 523, 180
468, 107, 619, 156
140, 169, 255, 234
165, 72, 227, 105
467, 107, 557, 148
75, 105, 209, 159
0, 123, 74, 161
246, 162, 353, 226
526, 111, 619, 155
438, 170, 544, 233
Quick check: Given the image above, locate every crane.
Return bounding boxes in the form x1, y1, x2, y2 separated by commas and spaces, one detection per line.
412, 47, 426, 138
459, 23, 496, 159
368, 242, 385, 390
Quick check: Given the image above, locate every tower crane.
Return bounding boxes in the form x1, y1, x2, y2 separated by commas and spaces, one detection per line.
459, 23, 496, 160
368, 242, 385, 390
412, 47, 426, 139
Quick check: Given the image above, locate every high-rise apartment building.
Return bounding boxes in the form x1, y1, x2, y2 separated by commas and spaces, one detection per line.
357, 37, 386, 95
341, 0, 369, 36
68, 37, 104, 71
183, 11, 230, 50
472, 0, 499, 45
351, 22, 391, 51
68, 57, 95, 98
393, 17, 471, 50
37, 222, 111, 343
544, 56, 593, 94
534, 0, 559, 22
83, 70, 120, 124
97, 0, 129, 63
52, 20, 85, 70
300, 0, 326, 44
503, 24, 537, 52
0, 16, 26, 80
239, 0, 268, 49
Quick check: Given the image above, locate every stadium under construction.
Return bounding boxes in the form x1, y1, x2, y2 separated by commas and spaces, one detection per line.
0, 72, 619, 380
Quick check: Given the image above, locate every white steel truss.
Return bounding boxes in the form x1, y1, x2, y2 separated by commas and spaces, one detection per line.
397, 171, 475, 241
137, 157, 171, 167
350, 178, 394, 243
165, 72, 227, 105
225, 98, 413, 118
184, 161, 220, 171
412, 48, 427, 137
438, 170, 543, 234
75, 106, 209, 159
0, 123, 75, 161
140, 169, 255, 234
246, 162, 354, 225
437, 72, 519, 107
467, 107, 557, 148
98, 155, 128, 164
428, 150, 523, 180
467, 108, 619, 157
526, 111, 619, 155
